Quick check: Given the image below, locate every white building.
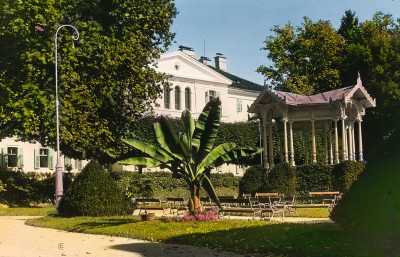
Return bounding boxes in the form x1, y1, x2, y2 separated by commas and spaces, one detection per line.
0, 137, 86, 173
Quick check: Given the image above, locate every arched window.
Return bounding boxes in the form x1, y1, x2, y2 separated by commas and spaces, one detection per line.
164, 88, 170, 109
175, 86, 181, 110
185, 87, 191, 111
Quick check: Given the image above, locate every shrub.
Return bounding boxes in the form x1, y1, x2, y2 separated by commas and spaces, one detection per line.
332, 161, 365, 193
295, 164, 333, 195
58, 161, 132, 216
262, 163, 296, 196
239, 165, 264, 196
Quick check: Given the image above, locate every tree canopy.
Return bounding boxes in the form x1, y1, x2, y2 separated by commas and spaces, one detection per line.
0, 0, 177, 163
258, 11, 400, 160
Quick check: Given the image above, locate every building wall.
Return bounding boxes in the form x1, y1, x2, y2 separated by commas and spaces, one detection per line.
0, 137, 87, 173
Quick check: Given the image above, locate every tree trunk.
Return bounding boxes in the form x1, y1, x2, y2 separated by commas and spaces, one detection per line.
189, 183, 201, 214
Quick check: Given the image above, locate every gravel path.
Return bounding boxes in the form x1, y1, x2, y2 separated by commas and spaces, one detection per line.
0, 216, 244, 257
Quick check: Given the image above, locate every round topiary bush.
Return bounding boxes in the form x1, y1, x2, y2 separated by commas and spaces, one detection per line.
239, 165, 264, 196
331, 161, 365, 193
58, 161, 133, 216
262, 162, 297, 196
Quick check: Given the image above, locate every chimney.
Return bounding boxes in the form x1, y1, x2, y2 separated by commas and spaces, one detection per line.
214, 53, 226, 71
199, 56, 211, 66
179, 45, 195, 58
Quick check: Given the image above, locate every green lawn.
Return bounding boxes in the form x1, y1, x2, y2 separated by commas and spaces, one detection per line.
0, 206, 57, 216
26, 215, 390, 257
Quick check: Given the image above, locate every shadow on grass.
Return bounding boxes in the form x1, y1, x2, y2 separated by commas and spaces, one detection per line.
77, 218, 140, 228
166, 222, 386, 257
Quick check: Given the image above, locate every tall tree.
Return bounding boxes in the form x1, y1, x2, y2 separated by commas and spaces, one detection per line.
258, 18, 346, 95
0, 0, 176, 163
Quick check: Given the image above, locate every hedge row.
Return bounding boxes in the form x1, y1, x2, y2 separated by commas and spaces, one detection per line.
0, 170, 73, 206
111, 171, 240, 198
239, 161, 365, 196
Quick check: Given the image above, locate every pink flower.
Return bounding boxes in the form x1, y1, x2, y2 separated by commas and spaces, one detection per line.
35, 26, 44, 32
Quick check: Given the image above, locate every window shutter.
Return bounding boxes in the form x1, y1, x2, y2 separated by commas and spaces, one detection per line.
34, 149, 39, 169
216, 91, 220, 97
18, 148, 23, 169
48, 150, 54, 170
2, 148, 7, 168
205, 91, 209, 104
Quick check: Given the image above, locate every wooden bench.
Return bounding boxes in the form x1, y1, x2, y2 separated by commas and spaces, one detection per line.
309, 191, 341, 205
135, 198, 169, 214
166, 197, 188, 215
218, 198, 262, 218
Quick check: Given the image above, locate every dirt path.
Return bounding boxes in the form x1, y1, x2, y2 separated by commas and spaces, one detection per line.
0, 216, 244, 257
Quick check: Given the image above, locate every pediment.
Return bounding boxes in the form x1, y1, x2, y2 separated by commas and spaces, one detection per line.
154, 51, 232, 84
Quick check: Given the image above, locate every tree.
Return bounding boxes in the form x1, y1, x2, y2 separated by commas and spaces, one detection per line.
0, 0, 176, 163
119, 97, 256, 213
258, 17, 346, 95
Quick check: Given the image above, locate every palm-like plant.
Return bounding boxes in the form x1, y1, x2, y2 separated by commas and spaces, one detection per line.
119, 97, 256, 213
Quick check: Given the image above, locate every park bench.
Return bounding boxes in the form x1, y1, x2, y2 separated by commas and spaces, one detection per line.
134, 198, 169, 214
166, 197, 188, 215
218, 198, 262, 218
309, 191, 341, 205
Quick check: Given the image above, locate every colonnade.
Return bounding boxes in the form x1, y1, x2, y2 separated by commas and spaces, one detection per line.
262, 118, 364, 168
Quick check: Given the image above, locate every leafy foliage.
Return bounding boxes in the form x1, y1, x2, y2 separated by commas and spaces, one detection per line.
332, 161, 365, 192
295, 164, 333, 195
239, 165, 264, 196
262, 163, 297, 196
58, 161, 132, 216
0, 0, 176, 163
120, 98, 256, 212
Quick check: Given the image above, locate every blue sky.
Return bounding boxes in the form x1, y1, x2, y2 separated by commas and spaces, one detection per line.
169, 0, 400, 85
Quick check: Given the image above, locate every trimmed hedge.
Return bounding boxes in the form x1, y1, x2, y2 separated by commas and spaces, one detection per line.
58, 161, 132, 216
262, 163, 296, 196
239, 161, 364, 196
332, 161, 365, 192
111, 171, 240, 198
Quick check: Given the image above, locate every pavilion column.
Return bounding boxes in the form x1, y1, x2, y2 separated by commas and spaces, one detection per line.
351, 122, 356, 161
341, 118, 347, 161
263, 124, 269, 168
348, 123, 353, 161
283, 119, 289, 163
329, 129, 333, 165
325, 128, 329, 164
289, 121, 295, 166
358, 119, 364, 161
334, 119, 339, 164
311, 120, 317, 163
268, 125, 274, 167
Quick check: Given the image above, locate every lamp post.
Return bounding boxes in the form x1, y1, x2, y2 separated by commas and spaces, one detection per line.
55, 25, 79, 205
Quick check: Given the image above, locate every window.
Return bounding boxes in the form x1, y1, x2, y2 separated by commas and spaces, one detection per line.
7, 147, 18, 167
175, 86, 181, 110
75, 159, 82, 170
34, 148, 53, 169
185, 87, 191, 111
236, 99, 242, 112
164, 89, 170, 109
205, 90, 220, 104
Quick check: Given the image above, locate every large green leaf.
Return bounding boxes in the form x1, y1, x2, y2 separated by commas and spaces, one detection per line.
122, 138, 173, 163
118, 157, 163, 168
200, 174, 221, 208
192, 97, 221, 161
197, 142, 237, 174
181, 109, 195, 146
212, 148, 258, 168
154, 117, 185, 160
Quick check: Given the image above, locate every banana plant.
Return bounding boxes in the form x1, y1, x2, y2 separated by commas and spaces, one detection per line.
119, 97, 256, 213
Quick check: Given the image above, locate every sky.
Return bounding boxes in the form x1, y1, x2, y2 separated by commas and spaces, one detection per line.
168, 0, 400, 85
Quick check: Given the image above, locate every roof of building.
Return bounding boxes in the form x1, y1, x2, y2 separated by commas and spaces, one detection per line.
207, 65, 264, 92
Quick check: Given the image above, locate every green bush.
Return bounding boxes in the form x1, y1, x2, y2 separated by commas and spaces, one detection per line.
239, 165, 264, 196
0, 170, 55, 206
295, 164, 333, 195
262, 163, 296, 196
58, 161, 132, 216
332, 161, 365, 193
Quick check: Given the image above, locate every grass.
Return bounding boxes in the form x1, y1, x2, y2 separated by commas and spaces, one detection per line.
0, 206, 57, 216
26, 214, 391, 257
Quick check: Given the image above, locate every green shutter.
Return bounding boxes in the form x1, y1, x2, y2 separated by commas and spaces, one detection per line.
34, 149, 39, 169
48, 149, 54, 170
205, 91, 209, 104
2, 148, 7, 168
18, 148, 23, 169
216, 91, 220, 97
